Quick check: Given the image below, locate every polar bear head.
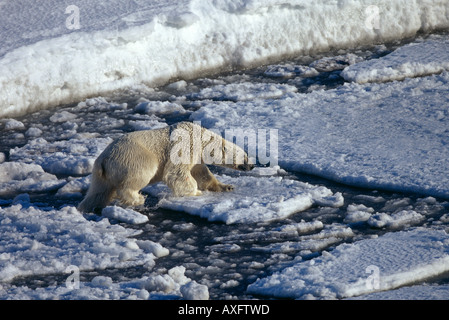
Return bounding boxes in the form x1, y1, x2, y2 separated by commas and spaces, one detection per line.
169, 122, 255, 171
221, 138, 255, 171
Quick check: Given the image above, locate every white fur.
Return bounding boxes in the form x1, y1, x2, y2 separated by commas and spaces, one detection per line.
78, 122, 253, 213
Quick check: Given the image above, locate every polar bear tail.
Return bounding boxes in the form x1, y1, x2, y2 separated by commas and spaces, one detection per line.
77, 163, 115, 213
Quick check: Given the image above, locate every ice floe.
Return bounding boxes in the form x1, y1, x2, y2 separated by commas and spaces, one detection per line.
102, 206, 149, 225
9, 137, 113, 176
342, 37, 449, 83
0, 266, 207, 300
188, 82, 297, 102
0, 162, 65, 196
191, 69, 449, 199
247, 228, 449, 299
0, 204, 164, 283
143, 169, 344, 224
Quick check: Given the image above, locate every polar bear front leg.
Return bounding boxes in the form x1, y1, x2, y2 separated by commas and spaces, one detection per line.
116, 188, 146, 207
191, 164, 234, 192
169, 173, 202, 197
163, 164, 202, 197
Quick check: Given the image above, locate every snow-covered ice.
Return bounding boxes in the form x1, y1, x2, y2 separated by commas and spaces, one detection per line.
9, 137, 112, 176
1, 0, 449, 118
188, 82, 298, 102
247, 228, 449, 299
143, 168, 344, 224
342, 36, 449, 83
0, 265, 206, 300
310, 53, 364, 72
180, 280, 210, 300
102, 206, 149, 225
250, 224, 354, 255
191, 58, 449, 200
0, 162, 65, 196
0, 204, 161, 283
2, 119, 25, 131
264, 64, 319, 79
134, 100, 186, 115
350, 283, 449, 300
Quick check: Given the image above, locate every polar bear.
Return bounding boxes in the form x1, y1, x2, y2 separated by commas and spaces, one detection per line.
78, 121, 254, 213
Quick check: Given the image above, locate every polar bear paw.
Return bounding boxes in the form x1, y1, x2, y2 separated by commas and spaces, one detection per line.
117, 189, 146, 207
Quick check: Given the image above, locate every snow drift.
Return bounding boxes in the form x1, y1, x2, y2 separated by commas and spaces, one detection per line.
1, 0, 449, 118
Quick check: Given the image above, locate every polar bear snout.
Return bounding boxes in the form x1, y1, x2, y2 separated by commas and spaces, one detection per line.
235, 153, 255, 171
237, 163, 255, 171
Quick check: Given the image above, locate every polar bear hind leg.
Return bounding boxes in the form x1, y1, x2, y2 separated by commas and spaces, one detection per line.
110, 143, 159, 207
191, 164, 234, 192
116, 188, 146, 207
78, 139, 159, 212
77, 172, 116, 213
